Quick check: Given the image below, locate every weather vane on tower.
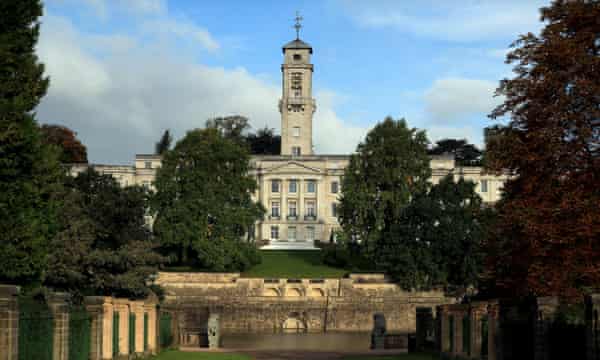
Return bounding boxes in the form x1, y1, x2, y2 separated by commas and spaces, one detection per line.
294, 11, 303, 40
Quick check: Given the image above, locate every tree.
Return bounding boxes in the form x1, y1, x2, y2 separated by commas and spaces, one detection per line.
429, 138, 483, 166
155, 129, 172, 155
0, 0, 63, 286
338, 117, 431, 259
45, 169, 163, 298
40, 124, 88, 163
247, 126, 281, 155
205, 115, 250, 143
486, 0, 600, 300
151, 128, 264, 271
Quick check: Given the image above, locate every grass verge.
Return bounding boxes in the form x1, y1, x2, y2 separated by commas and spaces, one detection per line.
242, 250, 347, 278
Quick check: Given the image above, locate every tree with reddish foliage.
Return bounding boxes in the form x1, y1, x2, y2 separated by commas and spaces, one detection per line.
485, 0, 600, 301
40, 124, 87, 163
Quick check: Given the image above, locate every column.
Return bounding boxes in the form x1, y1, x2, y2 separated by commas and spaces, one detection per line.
0, 285, 20, 360
454, 308, 464, 356
470, 302, 488, 359
130, 301, 145, 354
83, 297, 104, 360
488, 301, 500, 360
48, 292, 70, 360
438, 305, 450, 353
534, 297, 559, 360
101, 298, 113, 360
144, 301, 158, 354
113, 300, 130, 356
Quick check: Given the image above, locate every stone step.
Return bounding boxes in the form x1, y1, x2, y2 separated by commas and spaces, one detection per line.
260, 241, 320, 250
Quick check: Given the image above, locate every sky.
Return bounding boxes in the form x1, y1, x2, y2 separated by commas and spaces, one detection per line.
36, 0, 548, 164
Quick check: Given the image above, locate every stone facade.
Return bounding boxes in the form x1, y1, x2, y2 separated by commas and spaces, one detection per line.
0, 285, 19, 360
69, 34, 510, 250
155, 272, 455, 343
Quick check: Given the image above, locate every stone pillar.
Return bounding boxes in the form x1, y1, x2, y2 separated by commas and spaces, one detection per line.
470, 302, 488, 359
83, 297, 104, 360
454, 309, 464, 356
101, 298, 113, 360
130, 301, 144, 354
534, 297, 559, 360
0, 285, 20, 360
144, 301, 158, 354
586, 294, 600, 360
438, 306, 450, 353
48, 292, 70, 360
113, 299, 130, 356
487, 301, 500, 360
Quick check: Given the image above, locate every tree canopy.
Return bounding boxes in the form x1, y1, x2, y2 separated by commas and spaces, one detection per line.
155, 129, 173, 155
338, 117, 431, 258
40, 124, 88, 163
151, 128, 264, 271
0, 0, 63, 286
247, 126, 281, 155
429, 138, 483, 166
485, 0, 600, 300
45, 169, 163, 298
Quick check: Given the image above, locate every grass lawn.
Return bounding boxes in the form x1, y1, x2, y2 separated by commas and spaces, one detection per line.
242, 250, 348, 278
149, 350, 252, 360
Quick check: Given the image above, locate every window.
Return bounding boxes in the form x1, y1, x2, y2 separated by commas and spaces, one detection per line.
481, 180, 488, 193
293, 54, 302, 61
271, 226, 279, 240
145, 161, 152, 169
306, 226, 315, 241
292, 127, 300, 137
289, 180, 297, 193
331, 181, 339, 194
271, 201, 280, 218
331, 203, 338, 217
288, 227, 297, 241
305, 200, 316, 217
306, 180, 316, 193
142, 180, 151, 189
288, 200, 297, 217
271, 180, 280, 193
292, 146, 301, 156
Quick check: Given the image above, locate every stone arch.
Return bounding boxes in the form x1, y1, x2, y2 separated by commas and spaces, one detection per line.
286, 288, 303, 297
263, 288, 280, 297
282, 312, 307, 333
309, 288, 325, 297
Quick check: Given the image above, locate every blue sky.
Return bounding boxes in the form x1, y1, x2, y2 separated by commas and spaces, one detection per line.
37, 0, 547, 163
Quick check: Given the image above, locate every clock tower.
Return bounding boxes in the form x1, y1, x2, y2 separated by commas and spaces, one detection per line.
279, 13, 315, 156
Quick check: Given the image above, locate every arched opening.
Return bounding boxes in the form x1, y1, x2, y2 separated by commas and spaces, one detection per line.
309, 288, 325, 297
264, 288, 280, 297
286, 288, 302, 297
282, 316, 307, 333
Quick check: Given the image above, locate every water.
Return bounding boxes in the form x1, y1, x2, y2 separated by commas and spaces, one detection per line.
221, 332, 371, 352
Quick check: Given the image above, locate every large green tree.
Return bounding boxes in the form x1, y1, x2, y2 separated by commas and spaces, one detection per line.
45, 169, 163, 298
0, 0, 63, 285
371, 175, 488, 290
338, 117, 431, 258
155, 129, 173, 155
151, 128, 264, 271
486, 0, 600, 300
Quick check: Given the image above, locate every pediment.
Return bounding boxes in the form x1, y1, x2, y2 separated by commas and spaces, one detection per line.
263, 161, 323, 175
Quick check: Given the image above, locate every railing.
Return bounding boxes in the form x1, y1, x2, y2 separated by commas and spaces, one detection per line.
304, 215, 316, 221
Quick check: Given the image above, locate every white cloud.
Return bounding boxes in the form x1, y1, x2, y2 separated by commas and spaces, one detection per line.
313, 91, 368, 154
142, 18, 220, 52
423, 77, 503, 122
36, 13, 363, 163
340, 0, 545, 42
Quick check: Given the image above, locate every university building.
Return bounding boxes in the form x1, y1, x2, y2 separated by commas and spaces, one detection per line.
71, 33, 509, 250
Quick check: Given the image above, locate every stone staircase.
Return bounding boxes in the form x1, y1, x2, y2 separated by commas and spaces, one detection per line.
260, 240, 319, 250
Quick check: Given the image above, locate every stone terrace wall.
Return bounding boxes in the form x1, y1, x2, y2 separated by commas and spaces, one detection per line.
156, 272, 454, 337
